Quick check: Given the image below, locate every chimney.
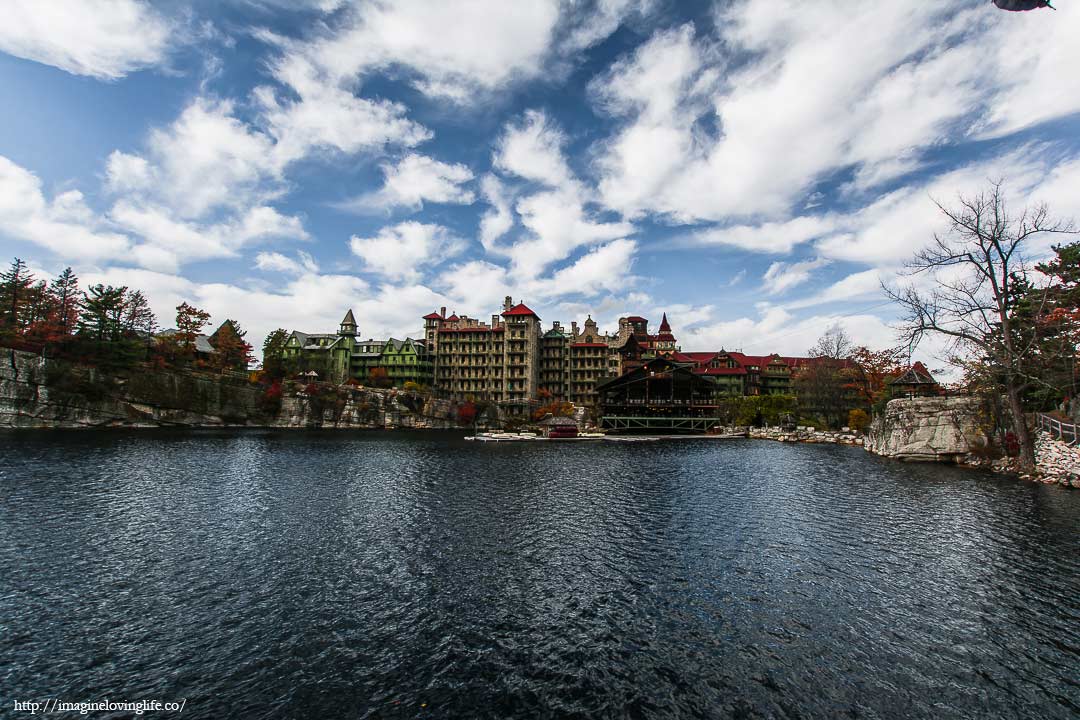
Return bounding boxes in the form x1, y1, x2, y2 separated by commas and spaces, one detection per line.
440, 306, 446, 318
571, 321, 579, 336
503, 296, 513, 311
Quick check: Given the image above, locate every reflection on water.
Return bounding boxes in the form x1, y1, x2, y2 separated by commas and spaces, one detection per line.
1, 430, 1077, 719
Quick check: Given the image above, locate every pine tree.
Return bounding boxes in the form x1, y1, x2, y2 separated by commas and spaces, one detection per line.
49, 267, 80, 334
122, 290, 158, 336
261, 328, 291, 379
79, 284, 129, 343
0, 258, 34, 331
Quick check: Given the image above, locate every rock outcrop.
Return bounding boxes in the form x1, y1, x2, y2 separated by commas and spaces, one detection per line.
0, 348, 461, 430
865, 396, 990, 463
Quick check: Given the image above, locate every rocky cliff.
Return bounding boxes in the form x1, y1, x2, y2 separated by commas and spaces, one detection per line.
865, 396, 991, 462
0, 348, 461, 430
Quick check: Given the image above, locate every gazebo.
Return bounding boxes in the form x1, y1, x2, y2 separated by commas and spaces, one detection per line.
889, 362, 940, 398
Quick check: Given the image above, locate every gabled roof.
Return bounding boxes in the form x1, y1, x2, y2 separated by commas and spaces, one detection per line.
445, 314, 460, 322
501, 303, 539, 318
891, 362, 938, 386
286, 330, 311, 345
158, 330, 219, 355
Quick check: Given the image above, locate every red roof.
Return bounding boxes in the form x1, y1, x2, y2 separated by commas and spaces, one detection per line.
502, 303, 539, 318
571, 342, 608, 348
445, 314, 460, 322
693, 367, 747, 376
659, 313, 671, 332
672, 351, 716, 363
624, 315, 647, 323
423, 312, 443, 320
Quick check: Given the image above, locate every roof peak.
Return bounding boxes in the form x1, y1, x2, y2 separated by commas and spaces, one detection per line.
502, 302, 539, 318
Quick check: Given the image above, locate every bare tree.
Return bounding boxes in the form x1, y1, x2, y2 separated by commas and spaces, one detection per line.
886, 181, 1076, 471
809, 322, 853, 359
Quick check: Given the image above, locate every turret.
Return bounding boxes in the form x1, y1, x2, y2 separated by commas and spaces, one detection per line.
339, 309, 357, 337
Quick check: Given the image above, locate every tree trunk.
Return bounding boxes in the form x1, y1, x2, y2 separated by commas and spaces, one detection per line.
1006, 383, 1036, 472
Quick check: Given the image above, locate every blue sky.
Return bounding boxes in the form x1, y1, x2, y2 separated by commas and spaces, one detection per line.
1, 0, 1078, 361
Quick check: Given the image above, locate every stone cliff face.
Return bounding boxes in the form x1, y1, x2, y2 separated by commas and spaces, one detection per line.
865, 396, 991, 462
0, 348, 460, 430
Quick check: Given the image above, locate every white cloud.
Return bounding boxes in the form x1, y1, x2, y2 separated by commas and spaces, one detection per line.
816, 144, 1079, 265
761, 257, 830, 294
340, 154, 475, 213
110, 202, 309, 273
104, 151, 153, 194
349, 221, 465, 281
590, 1, 1080, 225
688, 215, 839, 254
546, 239, 638, 296
0, 0, 173, 79
254, 55, 431, 165
977, 2, 1080, 138
255, 251, 320, 275
478, 175, 514, 252
0, 156, 130, 261
784, 269, 883, 310
494, 110, 576, 189
680, 307, 899, 359
508, 188, 633, 276
143, 98, 283, 220
276, 0, 561, 101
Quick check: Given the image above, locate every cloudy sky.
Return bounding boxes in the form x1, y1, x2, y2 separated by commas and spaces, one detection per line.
1, 0, 1078, 359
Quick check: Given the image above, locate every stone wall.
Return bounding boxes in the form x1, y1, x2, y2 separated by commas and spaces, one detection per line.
865, 395, 991, 463
0, 348, 463, 430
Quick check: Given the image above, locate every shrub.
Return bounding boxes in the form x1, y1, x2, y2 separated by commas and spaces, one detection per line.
457, 400, 477, 426
258, 380, 283, 415
847, 409, 870, 434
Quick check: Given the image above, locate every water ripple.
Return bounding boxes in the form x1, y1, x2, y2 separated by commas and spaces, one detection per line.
1, 431, 1078, 719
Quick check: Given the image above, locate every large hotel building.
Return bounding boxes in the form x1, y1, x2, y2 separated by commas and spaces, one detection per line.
423, 296, 678, 406
282, 297, 843, 408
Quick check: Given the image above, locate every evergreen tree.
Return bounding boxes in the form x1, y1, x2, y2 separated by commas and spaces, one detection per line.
79, 284, 129, 342
49, 267, 80, 334
0, 258, 34, 331
122, 290, 158, 336
261, 328, 291, 379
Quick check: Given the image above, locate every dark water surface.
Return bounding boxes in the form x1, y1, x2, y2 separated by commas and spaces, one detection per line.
1, 431, 1077, 719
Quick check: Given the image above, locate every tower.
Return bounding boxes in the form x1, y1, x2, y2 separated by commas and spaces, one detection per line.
339, 309, 358, 337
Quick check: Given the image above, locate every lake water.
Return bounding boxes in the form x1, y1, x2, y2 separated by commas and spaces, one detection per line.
1, 430, 1077, 719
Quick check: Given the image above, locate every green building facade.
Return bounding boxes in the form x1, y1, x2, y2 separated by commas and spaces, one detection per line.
281, 310, 433, 387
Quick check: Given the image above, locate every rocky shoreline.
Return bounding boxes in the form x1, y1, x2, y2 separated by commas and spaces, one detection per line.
983, 431, 1080, 488
748, 426, 863, 446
